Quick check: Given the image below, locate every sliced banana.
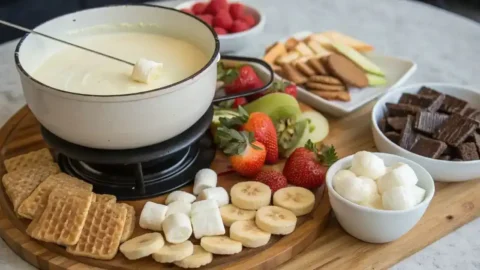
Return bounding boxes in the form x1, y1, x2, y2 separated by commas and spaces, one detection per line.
220, 204, 256, 227
165, 190, 196, 204
174, 245, 213, 269
198, 187, 229, 207
152, 241, 194, 263
230, 220, 271, 248
131, 58, 163, 84
200, 236, 242, 255
120, 232, 164, 260
255, 206, 297, 235
273, 187, 315, 216
166, 200, 191, 217
230, 181, 271, 210
162, 213, 192, 244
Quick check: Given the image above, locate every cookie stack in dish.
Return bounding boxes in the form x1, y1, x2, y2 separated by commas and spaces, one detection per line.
1, 148, 136, 260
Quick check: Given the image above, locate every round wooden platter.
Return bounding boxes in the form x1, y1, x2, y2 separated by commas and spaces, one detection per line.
0, 105, 332, 270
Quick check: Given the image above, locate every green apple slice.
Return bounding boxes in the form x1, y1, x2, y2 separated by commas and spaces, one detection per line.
331, 41, 385, 77
366, 73, 388, 86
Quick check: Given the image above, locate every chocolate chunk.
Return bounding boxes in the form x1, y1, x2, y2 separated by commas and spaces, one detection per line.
387, 117, 407, 131
414, 111, 449, 134
462, 108, 480, 125
379, 117, 387, 133
456, 142, 479, 161
438, 95, 468, 114
473, 133, 480, 154
398, 115, 417, 150
433, 114, 478, 147
410, 135, 447, 159
384, 131, 401, 144
418, 86, 442, 97
386, 103, 421, 117
399, 93, 445, 112
439, 155, 451, 160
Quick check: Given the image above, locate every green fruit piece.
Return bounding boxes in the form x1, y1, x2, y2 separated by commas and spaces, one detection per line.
366, 73, 387, 86
243, 93, 302, 120
212, 109, 240, 127
277, 117, 308, 157
331, 41, 385, 77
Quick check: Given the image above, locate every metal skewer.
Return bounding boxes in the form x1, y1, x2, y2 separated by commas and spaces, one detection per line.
0, 19, 135, 67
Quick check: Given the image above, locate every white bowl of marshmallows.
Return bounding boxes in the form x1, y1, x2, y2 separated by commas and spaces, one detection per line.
326, 151, 435, 243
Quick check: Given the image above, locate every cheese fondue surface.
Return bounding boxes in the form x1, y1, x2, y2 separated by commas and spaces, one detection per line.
32, 31, 209, 95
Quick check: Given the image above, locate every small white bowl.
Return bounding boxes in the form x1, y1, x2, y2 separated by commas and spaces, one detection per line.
371, 83, 480, 182
175, 0, 266, 53
326, 152, 435, 244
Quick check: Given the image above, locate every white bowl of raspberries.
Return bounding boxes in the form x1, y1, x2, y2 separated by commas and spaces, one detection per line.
175, 0, 266, 53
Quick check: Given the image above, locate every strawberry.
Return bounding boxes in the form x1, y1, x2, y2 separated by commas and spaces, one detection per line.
232, 97, 247, 108
241, 14, 256, 27
255, 170, 287, 192
223, 65, 263, 94
269, 81, 298, 98
197, 14, 214, 26
283, 140, 338, 189
214, 27, 228, 35
192, 2, 208, 14
220, 107, 278, 164
215, 127, 266, 177
181, 8, 194, 14
230, 20, 250, 33
229, 3, 245, 20
213, 10, 233, 30
206, 0, 229, 15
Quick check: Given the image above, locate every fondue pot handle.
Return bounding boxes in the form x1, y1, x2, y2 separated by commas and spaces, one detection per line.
212, 55, 274, 102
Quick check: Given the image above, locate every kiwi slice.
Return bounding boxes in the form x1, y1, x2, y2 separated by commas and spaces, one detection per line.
277, 117, 308, 157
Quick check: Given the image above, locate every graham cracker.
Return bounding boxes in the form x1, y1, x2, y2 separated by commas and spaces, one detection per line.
93, 193, 117, 204
4, 148, 53, 173
119, 203, 136, 243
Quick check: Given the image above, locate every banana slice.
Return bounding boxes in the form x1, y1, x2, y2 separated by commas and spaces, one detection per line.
162, 213, 192, 244
198, 187, 229, 207
220, 204, 256, 227
131, 58, 163, 84
120, 232, 164, 260
165, 191, 196, 204
152, 241, 194, 263
230, 181, 271, 210
200, 236, 242, 255
255, 206, 297, 235
230, 220, 271, 248
174, 245, 213, 269
273, 187, 315, 216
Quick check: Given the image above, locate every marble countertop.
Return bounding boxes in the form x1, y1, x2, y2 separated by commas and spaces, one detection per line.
0, 0, 479, 269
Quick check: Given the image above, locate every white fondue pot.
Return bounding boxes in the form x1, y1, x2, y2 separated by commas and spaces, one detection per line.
15, 5, 273, 150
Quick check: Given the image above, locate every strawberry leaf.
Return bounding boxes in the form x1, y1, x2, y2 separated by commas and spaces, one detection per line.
304, 139, 316, 152
215, 127, 257, 156
217, 62, 226, 80
318, 145, 338, 166
217, 99, 235, 109
223, 68, 238, 84
218, 106, 249, 129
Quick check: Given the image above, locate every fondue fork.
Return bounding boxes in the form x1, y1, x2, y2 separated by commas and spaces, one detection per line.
0, 19, 135, 67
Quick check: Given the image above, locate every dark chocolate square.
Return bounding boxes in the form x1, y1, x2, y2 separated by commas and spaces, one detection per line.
399, 93, 445, 112
379, 117, 387, 133
473, 133, 480, 155
439, 155, 451, 160
456, 142, 480, 161
410, 135, 447, 159
433, 114, 479, 147
384, 131, 401, 145
387, 117, 407, 131
414, 111, 449, 135
418, 86, 441, 97
398, 115, 417, 150
386, 103, 421, 117
439, 95, 468, 114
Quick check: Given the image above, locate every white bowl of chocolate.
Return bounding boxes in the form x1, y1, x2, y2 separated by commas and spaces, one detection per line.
371, 83, 480, 182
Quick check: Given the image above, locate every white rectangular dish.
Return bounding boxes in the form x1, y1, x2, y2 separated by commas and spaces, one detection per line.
280, 31, 417, 117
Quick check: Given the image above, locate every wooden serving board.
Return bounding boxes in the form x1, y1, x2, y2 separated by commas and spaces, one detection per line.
0, 103, 479, 270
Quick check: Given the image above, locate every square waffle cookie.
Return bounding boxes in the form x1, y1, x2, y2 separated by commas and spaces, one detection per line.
2, 163, 60, 211
27, 186, 93, 246
92, 193, 117, 204
3, 148, 53, 173
119, 203, 136, 243
17, 173, 93, 219
66, 202, 128, 260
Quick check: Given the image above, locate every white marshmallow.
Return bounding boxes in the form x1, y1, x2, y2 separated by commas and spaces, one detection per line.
358, 176, 379, 202
191, 199, 218, 216
333, 170, 356, 196
162, 213, 192, 244
193, 168, 217, 195
190, 207, 225, 239
350, 151, 386, 180
198, 187, 229, 207
131, 58, 163, 84
165, 200, 191, 217
377, 163, 418, 194
410, 185, 426, 206
139, 201, 168, 231
382, 186, 416, 210
360, 193, 383, 210
165, 190, 196, 204
335, 175, 378, 204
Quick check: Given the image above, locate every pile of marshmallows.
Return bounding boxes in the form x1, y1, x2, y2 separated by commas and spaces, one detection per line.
333, 151, 426, 211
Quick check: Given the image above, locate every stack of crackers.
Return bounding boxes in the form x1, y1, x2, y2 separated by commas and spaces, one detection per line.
263, 31, 375, 102
1, 148, 136, 260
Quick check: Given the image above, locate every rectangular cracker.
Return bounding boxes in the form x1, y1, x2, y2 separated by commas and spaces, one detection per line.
263, 42, 287, 64
27, 186, 93, 246
4, 148, 53, 173
93, 193, 117, 204
2, 163, 60, 212
119, 203, 136, 243
310, 90, 351, 101
17, 173, 93, 219
66, 202, 127, 260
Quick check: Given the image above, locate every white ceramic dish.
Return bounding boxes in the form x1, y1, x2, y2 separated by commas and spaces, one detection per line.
371, 83, 480, 182
174, 0, 265, 53
281, 31, 417, 117
326, 152, 435, 243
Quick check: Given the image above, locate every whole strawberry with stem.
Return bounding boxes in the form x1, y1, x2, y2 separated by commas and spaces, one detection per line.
248, 80, 297, 101
223, 65, 264, 94
256, 170, 288, 192
220, 106, 279, 164
215, 126, 266, 177
283, 140, 338, 189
